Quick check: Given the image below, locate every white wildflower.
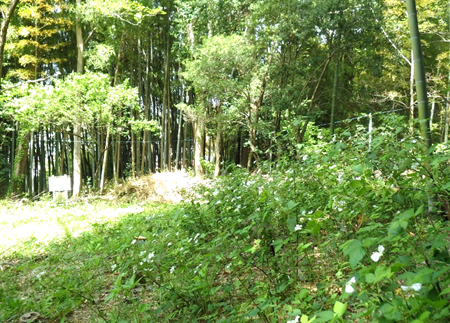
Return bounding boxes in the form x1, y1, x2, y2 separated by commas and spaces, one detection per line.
401, 283, 422, 292
170, 266, 175, 274
294, 224, 303, 231
371, 245, 385, 262
345, 284, 355, 294
36, 271, 46, 280
345, 276, 356, 294
287, 315, 300, 323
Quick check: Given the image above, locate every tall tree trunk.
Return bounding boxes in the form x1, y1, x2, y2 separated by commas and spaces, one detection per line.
73, 0, 84, 197
11, 132, 30, 195
182, 122, 187, 170
445, 4, 450, 144
407, 0, 434, 212
410, 50, 415, 132
39, 131, 46, 192
29, 131, 34, 196
445, 72, 450, 143
0, 0, 20, 87
406, 0, 431, 149
246, 62, 270, 169
162, 39, 171, 171
131, 130, 136, 177
330, 29, 341, 137
99, 128, 110, 193
175, 110, 183, 170
214, 126, 222, 177
194, 117, 204, 178
113, 33, 124, 182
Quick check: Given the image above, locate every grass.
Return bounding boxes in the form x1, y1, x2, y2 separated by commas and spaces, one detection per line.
0, 197, 176, 322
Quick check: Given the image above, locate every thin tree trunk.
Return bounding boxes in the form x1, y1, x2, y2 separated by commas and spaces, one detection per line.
0, 0, 20, 87
10, 123, 16, 180
214, 126, 222, 177
39, 131, 45, 192
406, 0, 431, 149
182, 123, 187, 170
131, 130, 136, 177
175, 110, 183, 170
99, 128, 110, 193
73, 0, 84, 197
445, 74, 450, 143
11, 132, 30, 194
330, 29, 341, 137
406, 0, 434, 212
113, 33, 124, 182
445, 4, 450, 143
410, 50, 415, 132
29, 131, 34, 196
194, 117, 204, 178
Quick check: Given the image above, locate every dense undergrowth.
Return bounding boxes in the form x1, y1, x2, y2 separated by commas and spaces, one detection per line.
1, 116, 450, 322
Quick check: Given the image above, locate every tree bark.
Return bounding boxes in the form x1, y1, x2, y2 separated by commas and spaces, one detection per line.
11, 132, 30, 194
406, 0, 431, 149
175, 110, 183, 170
99, 128, 110, 193
0, 0, 20, 87
73, 0, 84, 197
330, 29, 341, 137
194, 117, 204, 178
214, 127, 222, 177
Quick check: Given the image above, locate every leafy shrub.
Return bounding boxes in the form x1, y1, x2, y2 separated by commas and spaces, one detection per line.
116, 115, 450, 322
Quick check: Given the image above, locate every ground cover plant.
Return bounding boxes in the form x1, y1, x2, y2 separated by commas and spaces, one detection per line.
1, 118, 450, 322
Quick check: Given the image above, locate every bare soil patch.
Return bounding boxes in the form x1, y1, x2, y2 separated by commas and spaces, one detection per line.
106, 171, 202, 203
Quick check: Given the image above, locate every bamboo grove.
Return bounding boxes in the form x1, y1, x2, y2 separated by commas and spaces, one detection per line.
0, 0, 449, 197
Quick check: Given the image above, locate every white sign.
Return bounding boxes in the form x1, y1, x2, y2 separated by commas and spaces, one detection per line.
48, 175, 71, 192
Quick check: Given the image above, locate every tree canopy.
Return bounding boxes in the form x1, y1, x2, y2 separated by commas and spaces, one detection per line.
0, 0, 448, 193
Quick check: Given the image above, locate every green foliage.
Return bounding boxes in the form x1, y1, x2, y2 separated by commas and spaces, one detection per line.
2, 72, 142, 135
2, 117, 450, 322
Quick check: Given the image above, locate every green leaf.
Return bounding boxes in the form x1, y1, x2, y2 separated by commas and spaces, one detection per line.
352, 164, 363, 175
314, 310, 334, 322
374, 265, 392, 283
342, 239, 365, 268
272, 239, 285, 254
365, 273, 376, 283
333, 301, 347, 318
287, 214, 297, 231
378, 303, 401, 320
349, 180, 363, 188
301, 315, 316, 323
286, 200, 299, 210
388, 220, 407, 237
397, 208, 415, 220
104, 292, 116, 302
248, 308, 260, 317
439, 287, 450, 296
297, 288, 309, 300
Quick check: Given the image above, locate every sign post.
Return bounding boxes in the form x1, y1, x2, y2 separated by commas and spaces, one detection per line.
48, 175, 71, 201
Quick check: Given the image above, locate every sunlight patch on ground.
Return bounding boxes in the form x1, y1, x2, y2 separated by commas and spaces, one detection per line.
0, 171, 200, 256
0, 203, 143, 255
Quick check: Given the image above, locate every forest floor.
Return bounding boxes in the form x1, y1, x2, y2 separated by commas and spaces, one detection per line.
1, 163, 449, 322
0, 171, 202, 323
